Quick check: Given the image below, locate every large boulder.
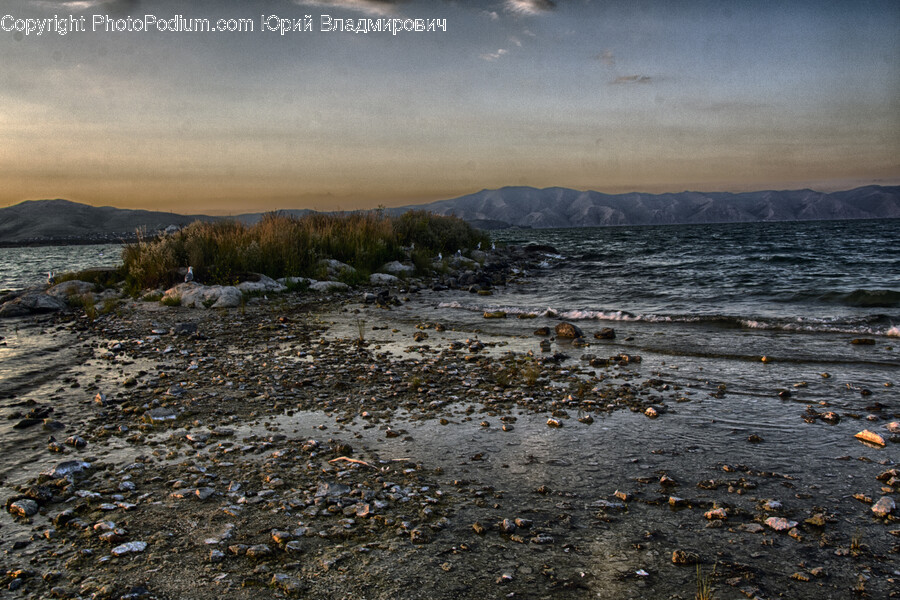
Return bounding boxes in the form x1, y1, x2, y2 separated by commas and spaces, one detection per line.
46, 280, 95, 299
555, 322, 584, 339
309, 281, 349, 293
317, 259, 355, 279
380, 261, 414, 276
0, 292, 66, 317
164, 282, 242, 309
236, 274, 286, 294
370, 273, 399, 285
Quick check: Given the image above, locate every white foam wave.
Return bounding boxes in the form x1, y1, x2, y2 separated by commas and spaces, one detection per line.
742, 319, 894, 336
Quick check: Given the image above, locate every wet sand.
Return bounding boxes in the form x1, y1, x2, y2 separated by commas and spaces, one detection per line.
1, 291, 898, 599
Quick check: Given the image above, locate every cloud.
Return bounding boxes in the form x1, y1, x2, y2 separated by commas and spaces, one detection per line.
594, 50, 615, 66
480, 48, 508, 61
612, 75, 652, 84
31, 0, 140, 11
292, 0, 405, 16
483, 10, 500, 21
504, 0, 556, 16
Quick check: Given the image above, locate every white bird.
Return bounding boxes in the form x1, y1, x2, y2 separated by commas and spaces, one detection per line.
437, 252, 442, 261
477, 242, 481, 250
47, 271, 56, 285
184, 266, 194, 283
491, 242, 496, 251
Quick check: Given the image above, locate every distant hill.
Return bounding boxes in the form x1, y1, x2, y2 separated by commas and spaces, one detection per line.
0, 199, 215, 245
1, 185, 898, 244
395, 185, 900, 229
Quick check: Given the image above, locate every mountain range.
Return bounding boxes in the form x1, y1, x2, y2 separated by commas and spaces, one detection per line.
1, 185, 898, 244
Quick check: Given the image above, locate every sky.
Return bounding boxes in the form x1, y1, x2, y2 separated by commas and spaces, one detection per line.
1, 0, 898, 214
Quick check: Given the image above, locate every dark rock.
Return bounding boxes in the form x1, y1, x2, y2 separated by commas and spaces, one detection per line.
672, 549, 700, 565
594, 327, 616, 339
9, 498, 39, 517
555, 322, 584, 339
172, 322, 198, 336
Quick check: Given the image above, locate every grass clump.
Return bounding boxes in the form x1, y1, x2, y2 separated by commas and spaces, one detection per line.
696, 564, 715, 600
55, 267, 125, 289
122, 210, 488, 292
160, 295, 181, 307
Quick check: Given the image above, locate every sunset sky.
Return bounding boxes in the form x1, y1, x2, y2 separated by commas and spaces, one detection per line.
2, 0, 898, 213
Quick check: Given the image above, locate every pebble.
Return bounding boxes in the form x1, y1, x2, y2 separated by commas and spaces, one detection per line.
111, 541, 147, 556
671, 549, 700, 565
9, 498, 39, 517
855, 430, 886, 446
871, 496, 895, 518
765, 517, 798, 531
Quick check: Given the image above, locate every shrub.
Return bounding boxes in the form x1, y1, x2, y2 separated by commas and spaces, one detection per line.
122, 211, 487, 291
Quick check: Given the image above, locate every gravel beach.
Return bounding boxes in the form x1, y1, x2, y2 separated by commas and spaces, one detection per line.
1, 281, 898, 599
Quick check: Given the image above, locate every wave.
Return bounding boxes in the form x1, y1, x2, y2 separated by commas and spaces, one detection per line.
435, 302, 898, 336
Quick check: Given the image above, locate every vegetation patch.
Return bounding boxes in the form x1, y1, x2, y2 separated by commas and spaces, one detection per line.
122, 210, 488, 292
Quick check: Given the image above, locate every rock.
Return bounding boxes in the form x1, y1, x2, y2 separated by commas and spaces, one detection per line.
764, 517, 798, 531
851, 338, 875, 345
671, 549, 700, 565
277, 276, 314, 287
246, 544, 273, 558
644, 407, 658, 418
309, 281, 349, 293
46, 280, 95, 299
0, 292, 66, 317
887, 422, 900, 434
64, 435, 87, 449
369, 273, 400, 285
871, 496, 895, 518
111, 541, 147, 556
237, 274, 286, 294
271, 573, 305, 595
172, 322, 198, 336
704, 508, 727, 520
413, 331, 428, 342
594, 327, 616, 339
483, 311, 507, 319
13, 418, 42, 429
554, 322, 584, 338
42, 460, 91, 479
317, 259, 355, 278
9, 499, 39, 517
380, 261, 415, 276
533, 327, 551, 336
855, 430, 886, 446
164, 282, 242, 309
143, 408, 177, 425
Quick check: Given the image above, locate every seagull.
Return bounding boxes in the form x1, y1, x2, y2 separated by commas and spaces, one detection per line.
437, 252, 442, 261
477, 242, 481, 250
184, 266, 194, 283
47, 271, 56, 285
491, 242, 496, 251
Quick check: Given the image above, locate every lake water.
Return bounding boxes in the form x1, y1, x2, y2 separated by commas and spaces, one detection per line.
0, 244, 124, 291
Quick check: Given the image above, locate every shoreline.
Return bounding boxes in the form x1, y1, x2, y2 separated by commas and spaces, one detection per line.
0, 286, 898, 599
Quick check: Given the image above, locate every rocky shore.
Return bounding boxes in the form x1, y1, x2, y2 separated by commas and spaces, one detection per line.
1, 251, 898, 599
